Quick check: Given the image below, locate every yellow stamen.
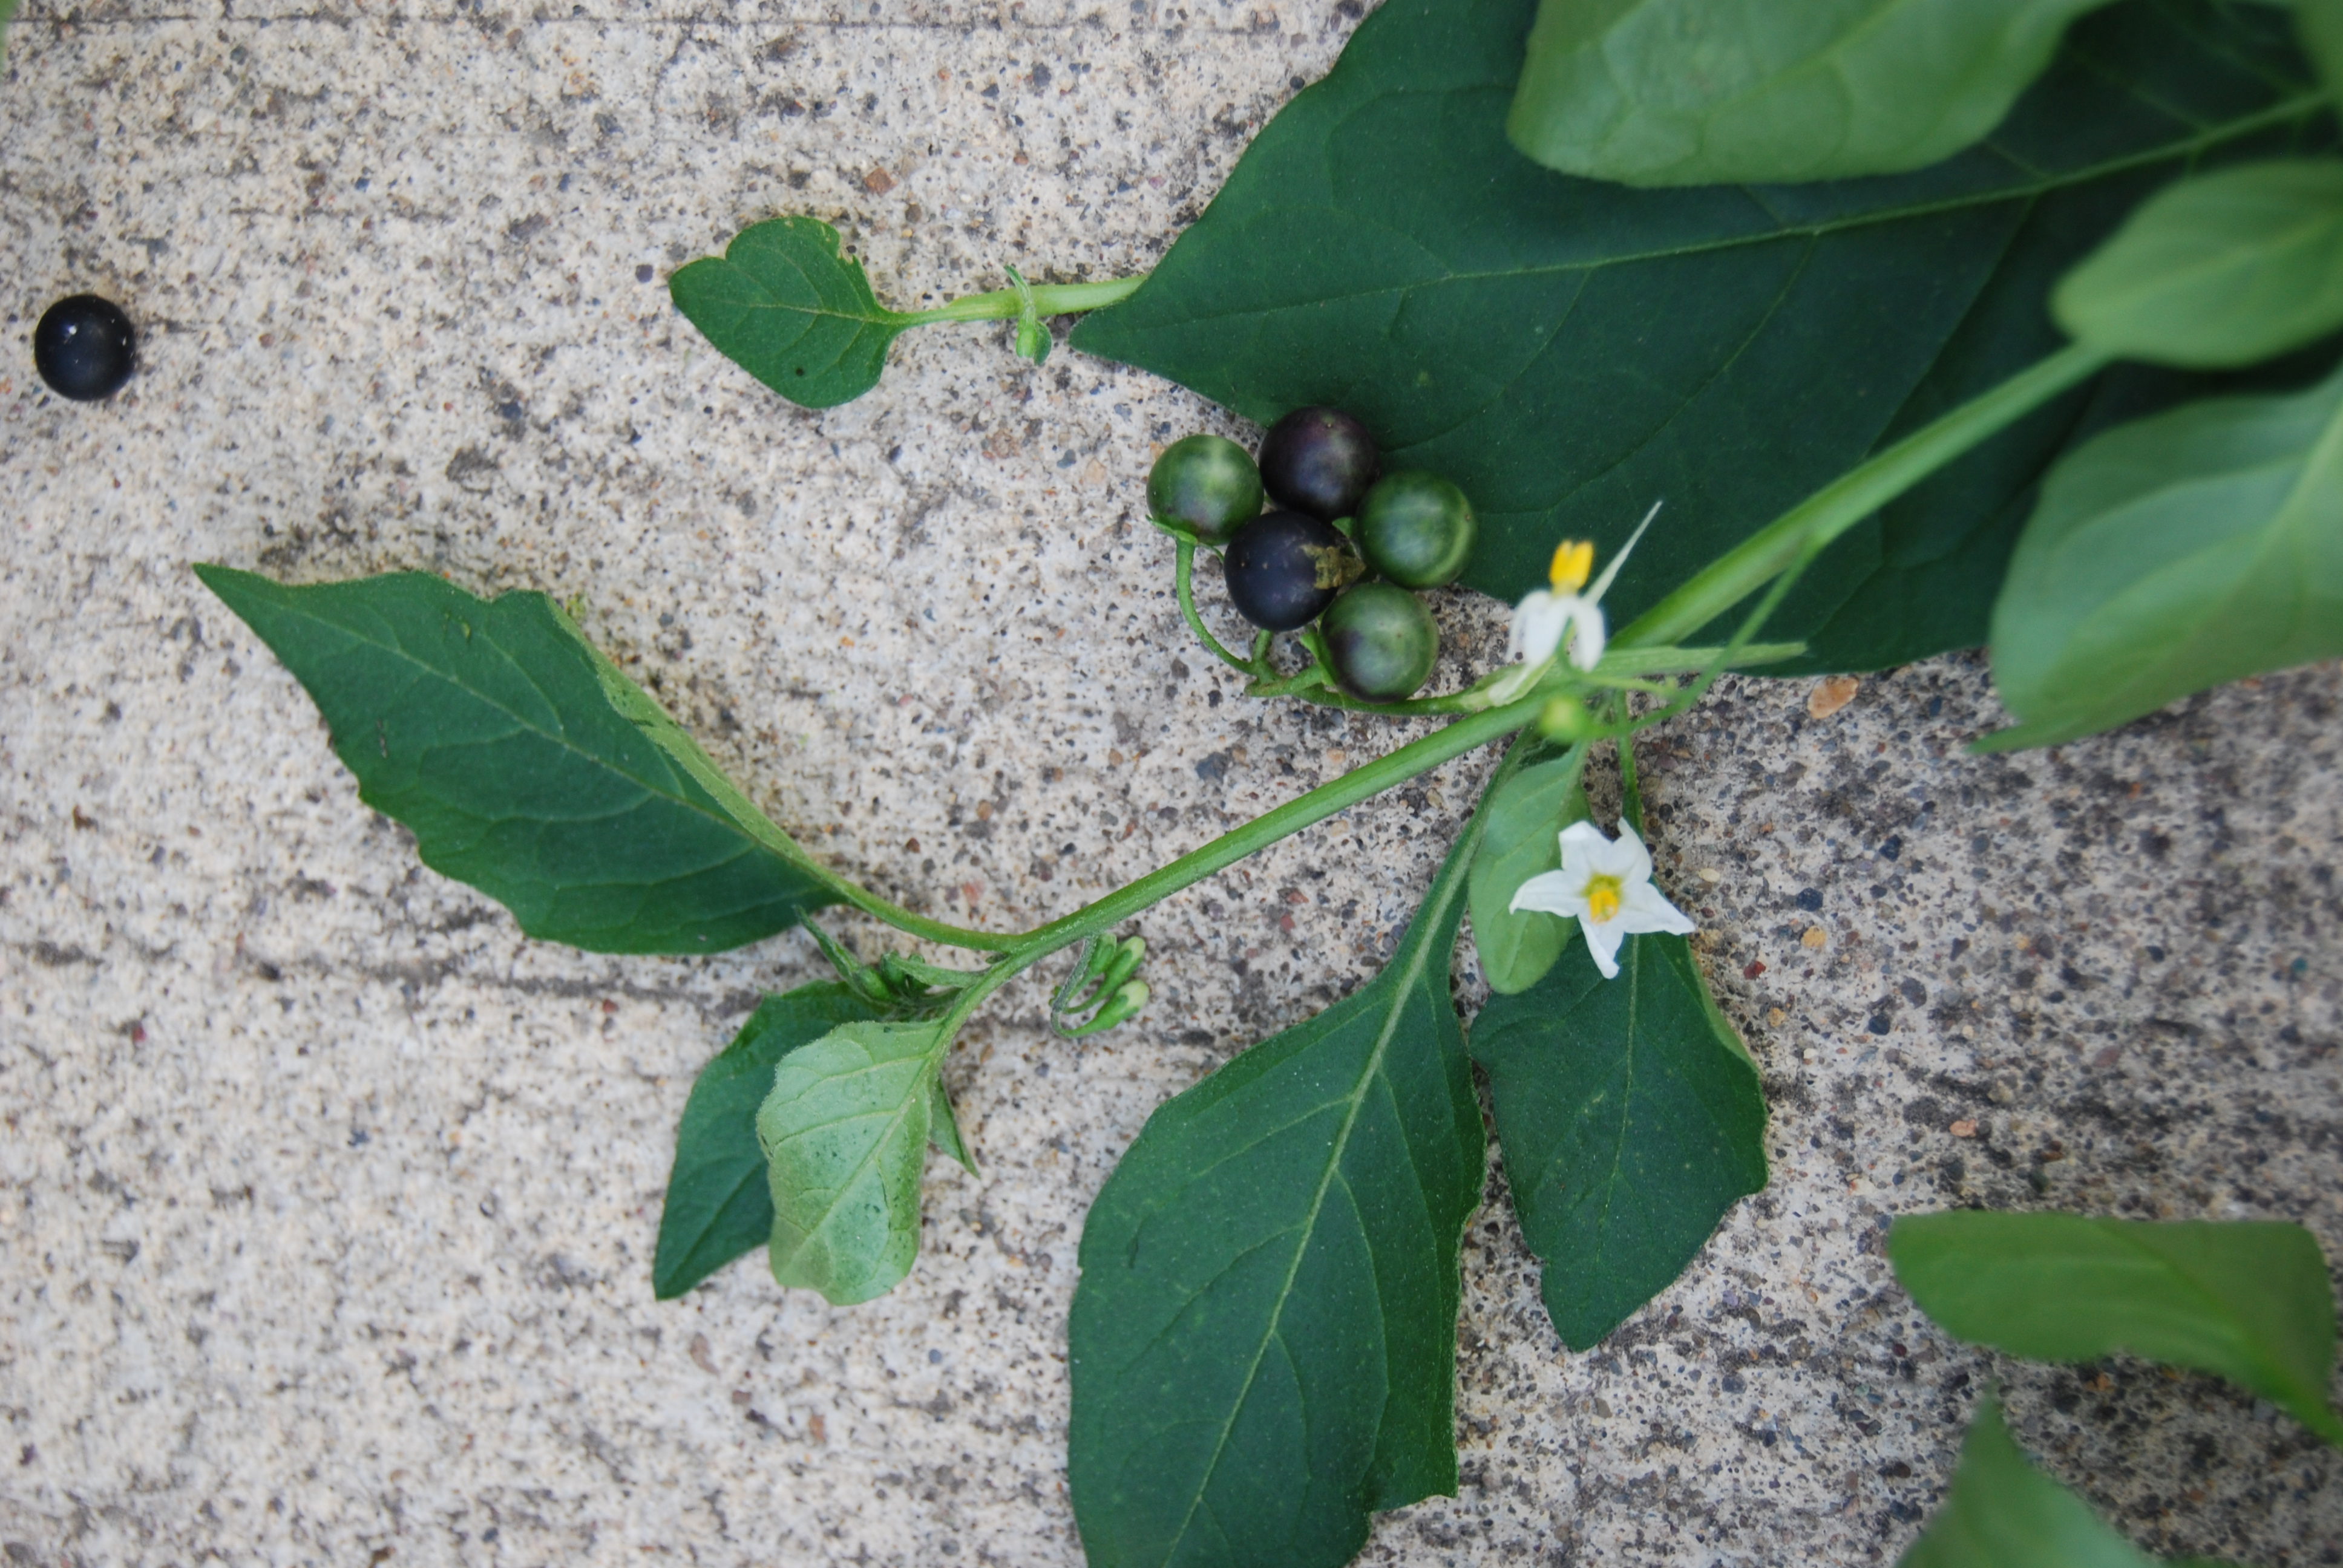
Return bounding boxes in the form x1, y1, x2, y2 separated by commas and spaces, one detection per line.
1549, 540, 1594, 593
1584, 874, 1622, 924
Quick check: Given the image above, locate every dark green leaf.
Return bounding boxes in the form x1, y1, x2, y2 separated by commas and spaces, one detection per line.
1070, 0, 2333, 673
1899, 1397, 2163, 1568
670, 217, 913, 410
1981, 364, 2343, 750
1466, 745, 1588, 995
654, 984, 885, 1300
1891, 1210, 2343, 1445
1471, 930, 1768, 1349
758, 1019, 948, 1304
196, 566, 837, 953
2056, 160, 2343, 368
1508, 0, 2109, 186
1067, 806, 1490, 1568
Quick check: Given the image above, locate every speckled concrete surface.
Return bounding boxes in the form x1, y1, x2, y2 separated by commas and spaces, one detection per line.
3, 3, 2341, 1564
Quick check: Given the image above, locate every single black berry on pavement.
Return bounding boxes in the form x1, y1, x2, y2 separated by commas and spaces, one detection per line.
1322, 583, 1440, 700
1147, 434, 1263, 544
34, 295, 137, 402
1258, 406, 1378, 521
1223, 509, 1355, 631
1357, 470, 1476, 588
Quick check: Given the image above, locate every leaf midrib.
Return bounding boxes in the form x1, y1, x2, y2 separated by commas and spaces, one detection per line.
1113, 91, 2320, 331
769, 1041, 936, 1273
1156, 877, 1461, 1563
247, 583, 830, 888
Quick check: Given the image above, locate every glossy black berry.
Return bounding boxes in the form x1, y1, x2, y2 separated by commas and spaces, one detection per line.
33, 295, 137, 402
1223, 509, 1355, 631
1322, 583, 1439, 701
1258, 406, 1378, 521
1357, 470, 1476, 588
1147, 434, 1263, 544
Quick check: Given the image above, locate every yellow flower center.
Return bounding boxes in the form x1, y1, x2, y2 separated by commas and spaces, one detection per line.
1584, 874, 1623, 923
1548, 539, 1594, 593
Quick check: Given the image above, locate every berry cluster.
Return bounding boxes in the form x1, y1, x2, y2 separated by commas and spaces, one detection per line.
1146, 407, 1476, 702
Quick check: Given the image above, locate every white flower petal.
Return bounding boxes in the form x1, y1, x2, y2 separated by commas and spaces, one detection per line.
1509, 867, 1588, 919
1556, 820, 1611, 870
1579, 914, 1627, 979
1611, 821, 1655, 883
1509, 592, 1569, 665
1565, 602, 1606, 671
1618, 878, 1697, 936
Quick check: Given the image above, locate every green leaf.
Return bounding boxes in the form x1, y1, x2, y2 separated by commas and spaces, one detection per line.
1470, 930, 1768, 1349
1507, 0, 2111, 187
195, 566, 837, 953
1070, 0, 2335, 674
654, 984, 885, 1300
928, 1073, 977, 1174
669, 217, 913, 410
2299, 0, 2343, 102
757, 1019, 949, 1305
1899, 1397, 2163, 1568
1981, 364, 2343, 750
1890, 1211, 2343, 1445
1466, 745, 1589, 995
2056, 160, 2343, 368
1067, 800, 1490, 1568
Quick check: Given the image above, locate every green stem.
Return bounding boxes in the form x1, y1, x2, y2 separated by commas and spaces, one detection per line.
1614, 341, 2115, 652
935, 699, 1543, 1039
1274, 639, 1808, 718
1003, 696, 1536, 964
818, 875, 1021, 953
1175, 542, 1259, 674
906, 276, 1145, 325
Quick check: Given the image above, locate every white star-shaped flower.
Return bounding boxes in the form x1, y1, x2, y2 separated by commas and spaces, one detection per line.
1509, 819, 1697, 979
1506, 500, 1662, 675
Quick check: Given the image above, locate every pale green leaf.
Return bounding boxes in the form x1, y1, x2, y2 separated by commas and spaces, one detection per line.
670, 216, 913, 410
2055, 160, 2343, 368
1982, 364, 2343, 750
1067, 797, 1490, 1567
195, 566, 836, 953
757, 1020, 948, 1305
1891, 1210, 2343, 1445
654, 984, 885, 1299
1466, 745, 1590, 995
1507, 0, 2111, 186
1899, 1397, 2161, 1568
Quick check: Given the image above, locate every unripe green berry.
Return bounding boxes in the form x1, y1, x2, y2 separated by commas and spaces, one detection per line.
1147, 434, 1264, 544
1322, 583, 1439, 701
1357, 470, 1476, 588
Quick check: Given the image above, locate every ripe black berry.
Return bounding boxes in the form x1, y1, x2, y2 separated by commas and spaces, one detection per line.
33, 295, 137, 402
1223, 510, 1356, 631
1258, 407, 1378, 521
1357, 470, 1476, 588
1147, 434, 1263, 544
1322, 583, 1439, 701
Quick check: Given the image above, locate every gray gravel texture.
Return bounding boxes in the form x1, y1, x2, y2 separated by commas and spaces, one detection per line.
4, 1, 2342, 1564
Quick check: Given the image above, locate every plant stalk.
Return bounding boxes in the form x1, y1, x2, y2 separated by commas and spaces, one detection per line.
1005, 695, 1536, 962
907, 276, 1145, 325
1614, 340, 2115, 653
